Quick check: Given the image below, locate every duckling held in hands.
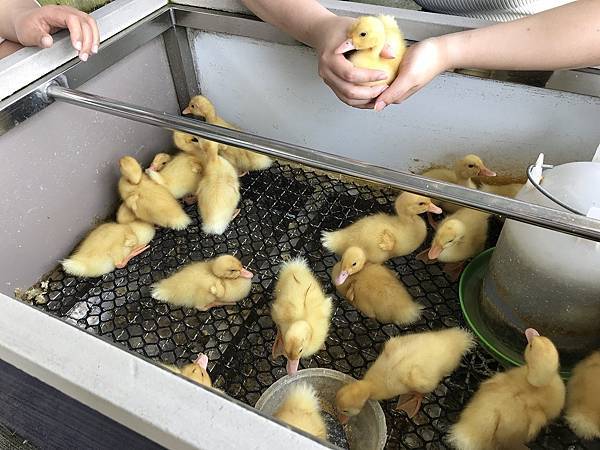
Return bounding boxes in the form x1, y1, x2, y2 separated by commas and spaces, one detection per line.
335, 328, 474, 422
183, 95, 272, 175
335, 15, 405, 86
332, 247, 422, 326
423, 155, 496, 214
418, 207, 490, 281
565, 351, 600, 440
271, 258, 333, 376
118, 156, 192, 230
62, 220, 154, 277
196, 141, 241, 235
145, 152, 202, 204
165, 353, 213, 387
273, 383, 327, 440
322, 192, 442, 263
151, 255, 253, 310
449, 329, 565, 450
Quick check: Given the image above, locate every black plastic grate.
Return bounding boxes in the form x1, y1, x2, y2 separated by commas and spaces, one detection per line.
37, 162, 594, 450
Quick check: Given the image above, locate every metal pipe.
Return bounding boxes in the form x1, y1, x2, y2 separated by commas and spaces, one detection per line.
46, 84, 600, 242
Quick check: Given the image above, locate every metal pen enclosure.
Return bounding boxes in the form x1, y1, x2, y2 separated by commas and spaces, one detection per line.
0, 1, 599, 449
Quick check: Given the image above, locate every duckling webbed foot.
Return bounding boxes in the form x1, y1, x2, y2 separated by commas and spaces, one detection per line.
115, 244, 150, 268
443, 261, 465, 281
396, 392, 423, 418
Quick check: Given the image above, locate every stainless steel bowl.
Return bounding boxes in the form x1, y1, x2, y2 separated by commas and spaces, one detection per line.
255, 368, 387, 450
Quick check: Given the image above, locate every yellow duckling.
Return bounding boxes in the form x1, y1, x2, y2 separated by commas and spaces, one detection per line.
151, 255, 253, 310
418, 207, 490, 280
145, 152, 202, 204
118, 156, 192, 230
183, 95, 272, 175
271, 258, 333, 376
335, 15, 405, 86
335, 328, 474, 422
480, 182, 525, 198
321, 192, 442, 264
165, 353, 213, 388
565, 351, 600, 440
449, 329, 565, 450
62, 221, 155, 277
331, 246, 422, 326
423, 155, 496, 215
273, 383, 327, 440
173, 130, 205, 156
196, 141, 241, 235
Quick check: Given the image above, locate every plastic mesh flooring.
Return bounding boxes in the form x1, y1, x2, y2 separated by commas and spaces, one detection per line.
37, 162, 595, 450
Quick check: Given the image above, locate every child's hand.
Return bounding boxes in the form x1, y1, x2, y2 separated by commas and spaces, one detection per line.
313, 15, 390, 108
14, 5, 99, 61
374, 37, 450, 111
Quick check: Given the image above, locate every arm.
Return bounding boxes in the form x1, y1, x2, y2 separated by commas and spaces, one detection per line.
242, 0, 389, 108
0, 0, 98, 60
376, 0, 600, 109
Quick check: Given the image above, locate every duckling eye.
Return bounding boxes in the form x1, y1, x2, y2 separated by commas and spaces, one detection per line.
468, 164, 475, 168
360, 32, 367, 37
191, 137, 199, 143
418, 202, 426, 206
190, 105, 195, 109
352, 262, 357, 267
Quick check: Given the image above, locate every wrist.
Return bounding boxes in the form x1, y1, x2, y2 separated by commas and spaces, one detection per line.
305, 13, 347, 49
430, 33, 463, 72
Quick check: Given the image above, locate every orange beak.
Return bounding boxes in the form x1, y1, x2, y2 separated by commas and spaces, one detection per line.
182, 107, 191, 115
240, 268, 254, 279
428, 203, 443, 214
478, 166, 496, 177
428, 244, 443, 260
335, 39, 355, 54
338, 414, 350, 425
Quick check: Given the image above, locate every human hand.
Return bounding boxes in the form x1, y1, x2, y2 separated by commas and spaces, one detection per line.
13, 5, 99, 61
313, 15, 391, 108
373, 37, 449, 111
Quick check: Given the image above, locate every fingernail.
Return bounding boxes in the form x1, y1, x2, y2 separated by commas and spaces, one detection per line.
92, 44, 98, 54
79, 53, 88, 62
41, 36, 53, 48
74, 41, 82, 51
374, 101, 386, 112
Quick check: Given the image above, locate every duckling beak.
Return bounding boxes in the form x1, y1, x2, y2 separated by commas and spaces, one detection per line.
525, 328, 540, 344
478, 166, 496, 177
182, 107, 191, 115
286, 358, 300, 376
338, 414, 350, 425
335, 270, 349, 286
428, 244, 443, 260
335, 39, 355, 54
428, 204, 443, 214
194, 353, 209, 370
240, 268, 254, 279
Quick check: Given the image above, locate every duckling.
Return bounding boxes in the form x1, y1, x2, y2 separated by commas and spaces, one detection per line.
335, 328, 474, 422
145, 152, 202, 204
335, 15, 405, 86
118, 156, 192, 230
173, 130, 205, 156
331, 246, 422, 325
165, 353, 213, 388
271, 258, 333, 376
183, 95, 272, 175
565, 351, 600, 440
321, 192, 442, 264
273, 383, 327, 440
423, 155, 497, 214
418, 207, 490, 281
62, 220, 155, 277
448, 328, 565, 450
151, 255, 253, 310
196, 141, 241, 235
480, 182, 525, 198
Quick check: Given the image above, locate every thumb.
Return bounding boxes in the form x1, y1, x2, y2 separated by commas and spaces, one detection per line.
374, 76, 415, 111
40, 34, 53, 48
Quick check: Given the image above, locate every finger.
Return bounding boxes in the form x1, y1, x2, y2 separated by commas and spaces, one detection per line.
324, 79, 375, 108
86, 15, 99, 53
326, 71, 388, 101
79, 20, 93, 60
40, 34, 53, 48
329, 55, 388, 84
65, 14, 83, 52
375, 77, 418, 110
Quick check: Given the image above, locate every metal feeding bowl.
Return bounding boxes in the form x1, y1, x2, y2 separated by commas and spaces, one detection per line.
255, 368, 387, 450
